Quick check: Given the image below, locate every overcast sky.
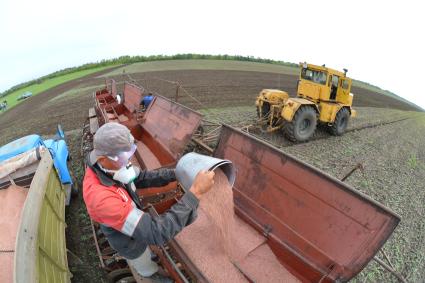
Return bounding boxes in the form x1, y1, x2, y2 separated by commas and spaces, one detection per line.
1, 0, 424, 109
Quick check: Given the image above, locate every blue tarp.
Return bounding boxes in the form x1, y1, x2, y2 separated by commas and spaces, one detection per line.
0, 135, 43, 162
44, 139, 72, 184
0, 132, 72, 185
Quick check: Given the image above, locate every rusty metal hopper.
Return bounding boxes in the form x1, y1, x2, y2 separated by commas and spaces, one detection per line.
90, 82, 400, 283
136, 96, 203, 168
0, 185, 28, 283
93, 81, 202, 170
107, 79, 117, 97
92, 85, 202, 214
123, 82, 143, 114
213, 124, 400, 282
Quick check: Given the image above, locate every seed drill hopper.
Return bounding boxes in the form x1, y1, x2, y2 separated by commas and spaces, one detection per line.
84, 79, 400, 283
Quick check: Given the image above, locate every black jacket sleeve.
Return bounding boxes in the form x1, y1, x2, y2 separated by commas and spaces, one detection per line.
134, 168, 176, 189
132, 191, 199, 246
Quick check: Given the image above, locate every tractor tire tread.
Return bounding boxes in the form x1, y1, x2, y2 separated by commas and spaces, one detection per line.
284, 106, 317, 142
330, 107, 350, 136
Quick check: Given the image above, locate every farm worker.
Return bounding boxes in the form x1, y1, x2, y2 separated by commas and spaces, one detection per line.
83, 122, 214, 282
140, 92, 154, 110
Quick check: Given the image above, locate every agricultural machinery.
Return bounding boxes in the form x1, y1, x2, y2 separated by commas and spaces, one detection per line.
256, 63, 356, 142
82, 79, 400, 282
0, 125, 73, 282
0, 100, 7, 111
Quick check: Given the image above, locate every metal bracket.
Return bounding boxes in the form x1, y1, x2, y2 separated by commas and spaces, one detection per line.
263, 224, 272, 237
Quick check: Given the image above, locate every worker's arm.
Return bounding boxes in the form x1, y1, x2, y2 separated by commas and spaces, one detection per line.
134, 168, 176, 189
132, 190, 199, 245
96, 171, 214, 247
94, 189, 198, 244
131, 170, 214, 245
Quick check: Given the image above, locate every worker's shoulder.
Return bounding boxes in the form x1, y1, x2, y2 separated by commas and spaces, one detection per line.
83, 170, 120, 201
82, 166, 97, 184
82, 167, 132, 208
83, 167, 102, 191
85, 183, 127, 210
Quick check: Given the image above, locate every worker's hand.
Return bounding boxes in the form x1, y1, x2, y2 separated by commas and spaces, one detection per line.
190, 170, 215, 199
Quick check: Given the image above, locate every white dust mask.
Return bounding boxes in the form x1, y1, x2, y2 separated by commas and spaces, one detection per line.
112, 163, 137, 184
98, 163, 137, 184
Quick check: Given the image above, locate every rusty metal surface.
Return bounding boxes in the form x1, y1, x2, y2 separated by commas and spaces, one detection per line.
150, 245, 186, 283
107, 79, 117, 98
92, 82, 400, 282
94, 83, 202, 171
213, 124, 400, 283
92, 82, 202, 215
94, 80, 133, 124
90, 219, 106, 269
123, 82, 143, 113
141, 95, 202, 163
0, 185, 28, 283
136, 183, 182, 214
93, 82, 201, 204
97, 79, 116, 99
168, 240, 209, 283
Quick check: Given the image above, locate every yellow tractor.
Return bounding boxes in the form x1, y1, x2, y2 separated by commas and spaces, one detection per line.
256, 62, 356, 142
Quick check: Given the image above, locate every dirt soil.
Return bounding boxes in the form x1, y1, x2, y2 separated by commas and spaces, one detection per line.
0, 67, 121, 145
0, 68, 424, 283
0, 69, 418, 145
123, 70, 420, 111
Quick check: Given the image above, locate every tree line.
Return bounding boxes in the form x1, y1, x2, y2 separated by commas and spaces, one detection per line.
0, 54, 298, 98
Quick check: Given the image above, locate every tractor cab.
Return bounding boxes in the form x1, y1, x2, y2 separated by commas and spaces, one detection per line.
298, 62, 353, 106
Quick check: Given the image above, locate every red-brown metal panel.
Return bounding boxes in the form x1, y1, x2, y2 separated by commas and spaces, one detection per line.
93, 82, 202, 170
141, 96, 202, 163
0, 185, 28, 283
109, 79, 117, 97
213, 124, 400, 282
123, 82, 143, 113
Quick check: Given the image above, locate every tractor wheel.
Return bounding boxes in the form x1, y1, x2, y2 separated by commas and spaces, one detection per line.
107, 268, 133, 283
329, 108, 350, 136
284, 106, 317, 142
117, 276, 136, 283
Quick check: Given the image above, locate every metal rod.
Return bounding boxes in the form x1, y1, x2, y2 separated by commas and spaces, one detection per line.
204, 125, 221, 136
341, 163, 363, 182
381, 249, 396, 270
232, 262, 255, 283
168, 241, 208, 282
160, 245, 190, 283
191, 137, 214, 153
175, 83, 180, 102
90, 219, 105, 268
201, 119, 221, 126
373, 256, 408, 283
67, 249, 84, 264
